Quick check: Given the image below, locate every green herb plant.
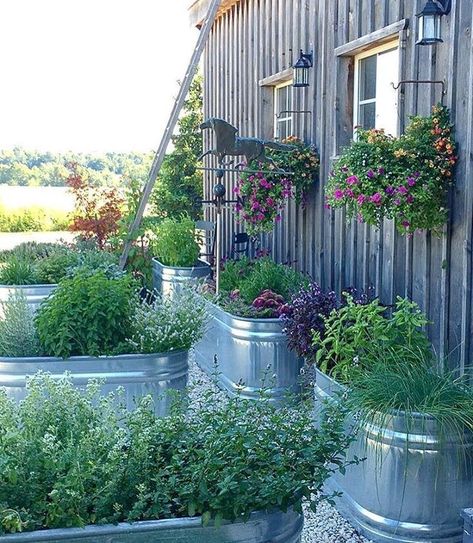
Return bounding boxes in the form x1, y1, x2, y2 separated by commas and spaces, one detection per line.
35, 270, 136, 358
0, 372, 354, 535
0, 257, 39, 286
151, 216, 201, 267
0, 292, 40, 357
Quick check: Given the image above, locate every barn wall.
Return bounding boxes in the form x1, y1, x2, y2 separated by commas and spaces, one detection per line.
201, 0, 473, 373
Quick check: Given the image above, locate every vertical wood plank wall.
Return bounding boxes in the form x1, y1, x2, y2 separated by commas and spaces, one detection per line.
202, 0, 473, 373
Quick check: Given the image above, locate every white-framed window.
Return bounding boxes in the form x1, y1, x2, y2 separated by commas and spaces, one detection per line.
274, 81, 293, 140
354, 41, 399, 136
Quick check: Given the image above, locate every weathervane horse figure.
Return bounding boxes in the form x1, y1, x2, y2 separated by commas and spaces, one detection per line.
200, 118, 294, 167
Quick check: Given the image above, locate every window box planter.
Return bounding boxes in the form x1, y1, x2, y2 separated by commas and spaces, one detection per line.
0, 508, 303, 543
0, 350, 188, 416
314, 367, 473, 543
152, 258, 211, 297
194, 301, 303, 404
0, 283, 56, 314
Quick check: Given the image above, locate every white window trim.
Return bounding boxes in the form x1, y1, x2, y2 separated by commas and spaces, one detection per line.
274, 80, 294, 140
353, 40, 399, 135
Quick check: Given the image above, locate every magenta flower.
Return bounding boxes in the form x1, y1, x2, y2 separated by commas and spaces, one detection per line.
378, 167, 385, 175
385, 186, 395, 195
398, 186, 408, 195
402, 220, 410, 228
366, 169, 375, 179
334, 189, 344, 200
369, 192, 382, 206
406, 194, 414, 204
266, 197, 275, 207
394, 199, 401, 206
275, 214, 282, 222
357, 195, 366, 205
346, 175, 359, 185
345, 188, 355, 198
357, 213, 364, 223
413, 171, 420, 178
407, 177, 416, 187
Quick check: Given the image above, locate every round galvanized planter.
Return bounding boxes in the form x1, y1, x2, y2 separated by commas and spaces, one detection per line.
194, 301, 303, 404
0, 283, 57, 315
0, 350, 188, 417
152, 258, 211, 298
0, 508, 303, 543
314, 368, 473, 543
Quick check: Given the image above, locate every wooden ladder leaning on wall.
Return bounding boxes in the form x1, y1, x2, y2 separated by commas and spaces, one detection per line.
119, 0, 222, 270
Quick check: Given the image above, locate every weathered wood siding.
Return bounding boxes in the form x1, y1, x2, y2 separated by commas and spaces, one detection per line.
201, 0, 473, 373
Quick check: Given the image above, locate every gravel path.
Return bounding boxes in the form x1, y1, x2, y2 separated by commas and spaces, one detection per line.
188, 353, 371, 543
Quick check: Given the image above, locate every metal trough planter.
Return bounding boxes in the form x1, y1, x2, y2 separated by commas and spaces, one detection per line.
314, 368, 473, 543
0, 283, 57, 314
0, 350, 188, 417
0, 508, 303, 543
194, 301, 303, 404
462, 509, 473, 543
152, 258, 211, 297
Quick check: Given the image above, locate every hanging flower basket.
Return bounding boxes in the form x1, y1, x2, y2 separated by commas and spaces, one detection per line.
325, 105, 457, 235
234, 137, 319, 235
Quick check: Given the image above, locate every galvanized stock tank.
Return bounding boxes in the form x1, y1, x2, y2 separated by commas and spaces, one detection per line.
152, 258, 211, 297
0, 283, 57, 314
0, 508, 303, 543
194, 301, 303, 404
314, 368, 473, 543
0, 350, 189, 416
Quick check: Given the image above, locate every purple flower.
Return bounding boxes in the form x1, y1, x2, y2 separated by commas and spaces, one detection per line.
406, 194, 414, 204
366, 169, 375, 179
346, 175, 359, 185
397, 186, 408, 195
385, 186, 395, 195
345, 188, 355, 198
413, 171, 420, 178
378, 167, 386, 175
394, 199, 401, 206
357, 213, 364, 224
334, 189, 344, 200
407, 177, 416, 187
369, 192, 383, 206
275, 214, 282, 222
402, 220, 411, 228
357, 195, 366, 205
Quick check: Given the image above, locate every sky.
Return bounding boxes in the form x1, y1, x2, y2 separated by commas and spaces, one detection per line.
0, 0, 199, 153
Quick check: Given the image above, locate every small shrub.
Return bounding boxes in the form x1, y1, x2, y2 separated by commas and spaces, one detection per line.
0, 373, 353, 534
35, 251, 79, 284
151, 216, 200, 267
0, 292, 40, 357
0, 242, 67, 264
35, 271, 136, 358
127, 288, 208, 354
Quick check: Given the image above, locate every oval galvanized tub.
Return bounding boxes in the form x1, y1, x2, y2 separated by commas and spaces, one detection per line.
0, 508, 303, 543
152, 258, 211, 298
314, 368, 473, 543
194, 301, 303, 404
0, 283, 57, 314
0, 350, 188, 417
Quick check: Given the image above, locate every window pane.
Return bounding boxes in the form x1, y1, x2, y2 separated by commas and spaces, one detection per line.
359, 102, 376, 130
359, 55, 377, 101
375, 48, 399, 136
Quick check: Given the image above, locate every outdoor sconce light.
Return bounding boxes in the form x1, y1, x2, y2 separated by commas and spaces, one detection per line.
292, 50, 313, 88
416, 0, 451, 45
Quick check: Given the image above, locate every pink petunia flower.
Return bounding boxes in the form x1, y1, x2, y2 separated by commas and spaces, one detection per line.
397, 186, 408, 195
334, 189, 344, 200
346, 175, 359, 185
369, 192, 383, 206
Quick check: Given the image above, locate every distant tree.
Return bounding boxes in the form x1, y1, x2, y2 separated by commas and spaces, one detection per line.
149, 76, 203, 220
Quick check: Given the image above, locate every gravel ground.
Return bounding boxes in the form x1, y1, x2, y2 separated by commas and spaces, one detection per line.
187, 353, 371, 543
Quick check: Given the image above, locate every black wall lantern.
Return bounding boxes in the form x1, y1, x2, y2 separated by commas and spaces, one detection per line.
416, 0, 452, 45
292, 50, 313, 88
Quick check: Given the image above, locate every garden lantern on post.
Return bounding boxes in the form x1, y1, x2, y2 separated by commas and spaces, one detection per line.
292, 50, 313, 88
416, 0, 451, 45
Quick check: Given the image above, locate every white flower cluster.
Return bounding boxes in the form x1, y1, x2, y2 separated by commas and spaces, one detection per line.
128, 288, 208, 355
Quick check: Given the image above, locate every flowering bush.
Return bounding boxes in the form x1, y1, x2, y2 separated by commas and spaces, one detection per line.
325, 105, 457, 235
234, 138, 319, 235
127, 288, 208, 354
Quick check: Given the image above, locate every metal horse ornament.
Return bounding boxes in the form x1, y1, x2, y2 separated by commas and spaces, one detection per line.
200, 118, 294, 167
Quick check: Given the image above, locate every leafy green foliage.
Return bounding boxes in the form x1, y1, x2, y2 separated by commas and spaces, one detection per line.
0, 292, 40, 357
0, 204, 69, 232
0, 147, 152, 187
150, 217, 201, 267
0, 373, 353, 534
218, 257, 307, 317
35, 271, 136, 358
127, 289, 208, 354
35, 251, 79, 284
314, 296, 431, 383
326, 105, 457, 235
0, 258, 39, 285
0, 242, 66, 264
149, 77, 203, 220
